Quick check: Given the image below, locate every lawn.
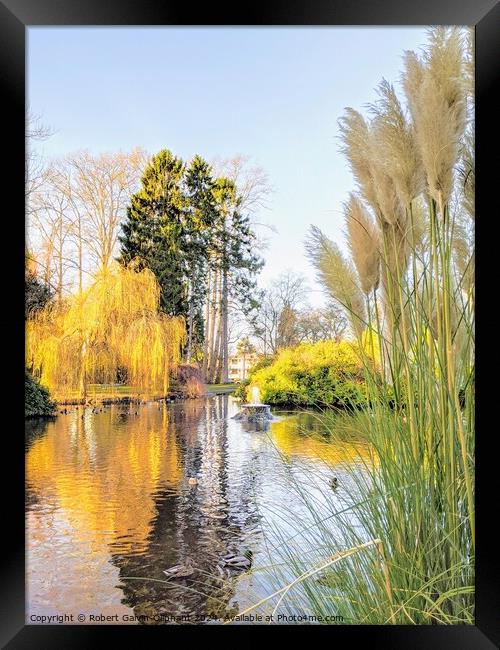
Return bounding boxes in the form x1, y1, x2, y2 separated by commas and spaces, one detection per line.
206, 383, 238, 394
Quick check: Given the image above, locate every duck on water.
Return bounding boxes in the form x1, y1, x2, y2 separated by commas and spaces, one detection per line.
163, 551, 253, 581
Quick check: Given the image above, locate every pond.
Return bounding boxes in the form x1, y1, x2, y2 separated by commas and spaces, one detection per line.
26, 395, 372, 625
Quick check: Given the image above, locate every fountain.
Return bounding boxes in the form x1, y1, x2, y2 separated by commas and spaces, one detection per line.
234, 386, 273, 425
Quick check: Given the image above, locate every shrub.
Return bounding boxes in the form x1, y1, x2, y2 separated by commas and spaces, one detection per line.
233, 379, 249, 400
175, 364, 206, 398
182, 377, 206, 398
249, 340, 367, 409
25, 369, 56, 418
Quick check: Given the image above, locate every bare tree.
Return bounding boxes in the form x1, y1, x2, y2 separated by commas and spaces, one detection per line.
65, 149, 146, 271
29, 163, 75, 298
26, 111, 54, 215
27, 149, 147, 298
211, 154, 271, 214
252, 271, 308, 354
296, 302, 348, 343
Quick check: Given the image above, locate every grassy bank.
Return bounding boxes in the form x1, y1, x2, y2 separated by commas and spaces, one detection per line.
206, 383, 238, 395
52, 381, 238, 405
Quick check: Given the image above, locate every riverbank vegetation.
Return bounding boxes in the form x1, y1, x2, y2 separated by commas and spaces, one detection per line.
26, 264, 185, 402
25, 369, 56, 418
238, 340, 368, 409
242, 27, 474, 624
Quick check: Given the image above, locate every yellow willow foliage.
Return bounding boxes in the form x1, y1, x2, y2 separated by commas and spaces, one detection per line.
123, 311, 183, 394
26, 264, 185, 398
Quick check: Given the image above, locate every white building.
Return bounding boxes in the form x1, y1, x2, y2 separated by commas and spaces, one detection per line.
228, 351, 260, 382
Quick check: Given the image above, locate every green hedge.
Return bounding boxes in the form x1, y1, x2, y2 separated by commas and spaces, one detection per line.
25, 370, 56, 418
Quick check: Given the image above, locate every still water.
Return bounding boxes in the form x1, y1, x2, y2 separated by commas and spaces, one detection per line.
26, 395, 372, 624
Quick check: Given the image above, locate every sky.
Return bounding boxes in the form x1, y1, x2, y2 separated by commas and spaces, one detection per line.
28, 26, 429, 306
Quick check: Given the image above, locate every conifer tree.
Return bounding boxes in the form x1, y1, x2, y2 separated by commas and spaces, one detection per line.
183, 156, 218, 360
118, 149, 187, 317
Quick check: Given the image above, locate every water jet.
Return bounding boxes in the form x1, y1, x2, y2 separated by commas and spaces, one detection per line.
234, 386, 273, 424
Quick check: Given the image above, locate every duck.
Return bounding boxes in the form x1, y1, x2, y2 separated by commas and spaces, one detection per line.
163, 561, 195, 579
330, 477, 339, 489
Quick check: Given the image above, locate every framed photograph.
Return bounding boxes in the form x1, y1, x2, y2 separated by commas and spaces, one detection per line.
3, 0, 498, 645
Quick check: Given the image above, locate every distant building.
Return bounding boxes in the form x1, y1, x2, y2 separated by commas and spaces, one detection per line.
228, 351, 260, 382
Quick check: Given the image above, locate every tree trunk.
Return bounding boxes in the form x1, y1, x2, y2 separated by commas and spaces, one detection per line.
214, 315, 223, 383
58, 214, 63, 301
221, 265, 229, 383
77, 215, 83, 293
186, 279, 194, 363
210, 287, 222, 383
207, 269, 219, 382
202, 268, 211, 378
79, 338, 87, 401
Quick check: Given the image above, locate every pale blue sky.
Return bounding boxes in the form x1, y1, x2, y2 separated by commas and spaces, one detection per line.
28, 26, 429, 305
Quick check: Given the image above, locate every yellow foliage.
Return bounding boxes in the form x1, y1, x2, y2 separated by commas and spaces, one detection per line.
26, 264, 185, 399
249, 339, 367, 408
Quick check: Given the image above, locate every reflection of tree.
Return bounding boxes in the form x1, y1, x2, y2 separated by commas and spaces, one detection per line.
26, 405, 183, 555
112, 396, 262, 624
26, 396, 269, 624
270, 414, 375, 466
25, 417, 53, 451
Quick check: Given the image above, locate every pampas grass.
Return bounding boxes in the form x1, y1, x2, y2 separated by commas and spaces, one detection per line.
338, 109, 379, 215
403, 28, 467, 210
305, 226, 366, 336
345, 194, 380, 295
371, 79, 425, 207
338, 104, 407, 228
289, 27, 474, 625
459, 132, 475, 220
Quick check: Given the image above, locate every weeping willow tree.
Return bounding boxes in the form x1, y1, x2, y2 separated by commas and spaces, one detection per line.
26, 264, 186, 400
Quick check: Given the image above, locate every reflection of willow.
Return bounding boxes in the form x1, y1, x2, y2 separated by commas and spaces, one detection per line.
270, 414, 376, 467
114, 396, 261, 624
26, 405, 182, 556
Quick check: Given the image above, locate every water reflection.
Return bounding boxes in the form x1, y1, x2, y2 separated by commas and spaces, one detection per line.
26, 396, 371, 624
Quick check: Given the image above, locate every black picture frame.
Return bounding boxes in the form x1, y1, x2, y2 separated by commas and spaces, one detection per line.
3, 0, 499, 646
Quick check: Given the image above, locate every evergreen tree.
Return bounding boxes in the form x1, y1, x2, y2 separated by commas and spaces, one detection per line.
118, 149, 187, 317
25, 269, 53, 319
26, 257, 56, 416
183, 156, 218, 360
119, 149, 263, 375
25, 369, 56, 418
